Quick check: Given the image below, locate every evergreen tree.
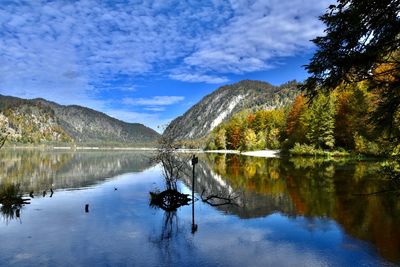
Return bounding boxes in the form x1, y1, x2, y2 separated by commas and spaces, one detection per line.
304, 94, 336, 149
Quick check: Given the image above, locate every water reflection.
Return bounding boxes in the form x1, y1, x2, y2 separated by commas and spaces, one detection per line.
192, 154, 400, 263
150, 152, 197, 242
0, 149, 155, 193
0, 149, 398, 266
0, 183, 30, 223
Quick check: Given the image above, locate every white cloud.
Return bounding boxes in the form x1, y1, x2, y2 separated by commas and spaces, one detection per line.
178, 0, 332, 75
169, 73, 229, 84
144, 107, 166, 112
0, 0, 333, 90
122, 96, 184, 106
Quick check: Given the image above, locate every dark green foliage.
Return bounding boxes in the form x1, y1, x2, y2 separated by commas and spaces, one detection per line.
301, 0, 400, 140
302, 0, 400, 94
304, 94, 336, 149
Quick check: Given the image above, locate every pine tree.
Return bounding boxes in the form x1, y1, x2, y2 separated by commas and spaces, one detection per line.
304, 94, 336, 149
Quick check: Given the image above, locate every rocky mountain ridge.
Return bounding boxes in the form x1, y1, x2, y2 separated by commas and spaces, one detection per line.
0, 94, 160, 145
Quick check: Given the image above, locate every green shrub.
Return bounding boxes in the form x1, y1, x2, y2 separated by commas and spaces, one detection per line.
354, 134, 382, 156
290, 143, 350, 157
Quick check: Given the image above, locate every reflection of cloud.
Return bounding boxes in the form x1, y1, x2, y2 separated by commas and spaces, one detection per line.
12, 253, 34, 263
195, 218, 332, 267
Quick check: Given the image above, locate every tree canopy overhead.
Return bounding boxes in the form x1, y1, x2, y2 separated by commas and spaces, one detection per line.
302, 0, 400, 95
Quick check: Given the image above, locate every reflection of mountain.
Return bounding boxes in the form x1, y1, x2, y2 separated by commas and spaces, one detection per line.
181, 159, 295, 218
184, 154, 400, 263
0, 149, 155, 192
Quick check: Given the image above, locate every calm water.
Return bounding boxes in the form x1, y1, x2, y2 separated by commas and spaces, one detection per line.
0, 149, 399, 267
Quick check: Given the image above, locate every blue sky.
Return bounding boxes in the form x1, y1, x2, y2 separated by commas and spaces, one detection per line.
0, 0, 333, 132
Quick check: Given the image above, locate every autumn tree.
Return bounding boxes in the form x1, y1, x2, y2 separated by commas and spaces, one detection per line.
225, 116, 243, 150
252, 110, 267, 132
243, 128, 257, 151
334, 82, 371, 148
254, 131, 265, 150
301, 0, 400, 139
285, 94, 307, 145
214, 128, 227, 149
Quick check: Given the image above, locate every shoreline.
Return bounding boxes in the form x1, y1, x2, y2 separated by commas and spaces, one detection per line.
1, 146, 280, 158
0, 146, 386, 160
203, 149, 280, 158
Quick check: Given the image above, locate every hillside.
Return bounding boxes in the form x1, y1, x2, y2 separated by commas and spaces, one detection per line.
164, 80, 299, 140
0, 95, 160, 145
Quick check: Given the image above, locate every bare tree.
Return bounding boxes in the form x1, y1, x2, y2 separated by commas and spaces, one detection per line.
150, 136, 191, 211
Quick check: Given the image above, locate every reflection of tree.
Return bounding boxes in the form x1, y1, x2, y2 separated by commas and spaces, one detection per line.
149, 136, 192, 247
205, 154, 400, 263
159, 211, 178, 241
0, 183, 30, 223
0, 124, 8, 149
200, 189, 238, 206
150, 136, 191, 211
150, 138, 238, 242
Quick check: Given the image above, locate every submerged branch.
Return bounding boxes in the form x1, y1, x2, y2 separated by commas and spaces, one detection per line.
200, 189, 239, 207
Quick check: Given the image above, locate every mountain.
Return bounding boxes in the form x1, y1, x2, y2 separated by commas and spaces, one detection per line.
0, 94, 160, 145
164, 80, 299, 140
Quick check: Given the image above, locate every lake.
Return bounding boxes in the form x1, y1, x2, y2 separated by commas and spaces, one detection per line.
0, 149, 399, 266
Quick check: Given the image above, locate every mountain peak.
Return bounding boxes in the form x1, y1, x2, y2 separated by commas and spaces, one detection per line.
163, 79, 299, 140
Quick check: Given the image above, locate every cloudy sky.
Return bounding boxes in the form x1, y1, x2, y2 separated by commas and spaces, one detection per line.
0, 0, 333, 131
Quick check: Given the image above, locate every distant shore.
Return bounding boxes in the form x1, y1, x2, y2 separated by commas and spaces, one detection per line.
2, 145, 158, 151
2, 145, 280, 158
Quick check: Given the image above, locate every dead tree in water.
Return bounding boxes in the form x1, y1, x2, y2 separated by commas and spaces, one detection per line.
150, 136, 240, 239
150, 136, 191, 210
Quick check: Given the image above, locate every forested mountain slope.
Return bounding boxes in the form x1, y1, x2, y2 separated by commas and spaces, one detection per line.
164, 80, 298, 140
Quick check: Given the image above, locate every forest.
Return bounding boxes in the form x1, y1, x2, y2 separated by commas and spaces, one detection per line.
205, 78, 399, 157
